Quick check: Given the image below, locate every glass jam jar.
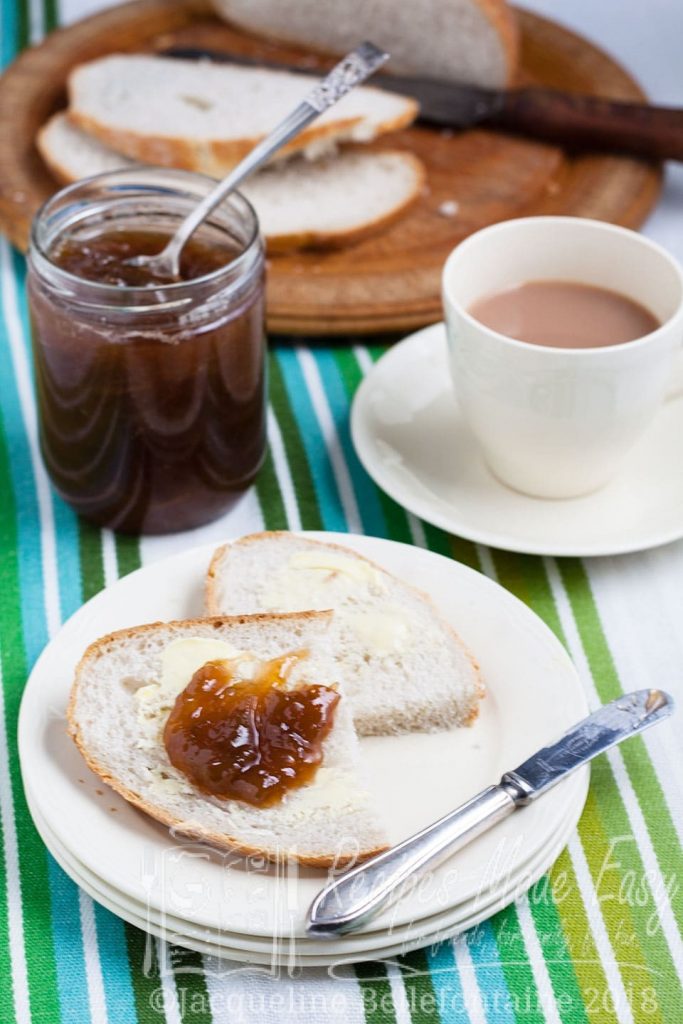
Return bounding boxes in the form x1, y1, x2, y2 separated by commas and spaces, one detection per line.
28, 168, 266, 534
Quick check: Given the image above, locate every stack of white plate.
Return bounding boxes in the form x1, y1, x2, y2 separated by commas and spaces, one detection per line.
19, 534, 589, 965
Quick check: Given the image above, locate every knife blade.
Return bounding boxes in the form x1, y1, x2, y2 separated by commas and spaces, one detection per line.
502, 688, 672, 802
162, 46, 683, 162
307, 689, 674, 936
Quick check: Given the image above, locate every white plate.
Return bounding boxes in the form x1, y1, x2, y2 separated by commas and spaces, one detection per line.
29, 789, 579, 966
351, 324, 683, 556
26, 777, 583, 958
19, 533, 588, 938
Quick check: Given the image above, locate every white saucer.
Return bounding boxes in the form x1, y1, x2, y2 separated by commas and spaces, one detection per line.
351, 324, 683, 556
28, 788, 579, 966
19, 533, 588, 943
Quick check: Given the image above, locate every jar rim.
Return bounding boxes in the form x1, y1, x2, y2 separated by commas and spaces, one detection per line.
29, 166, 262, 309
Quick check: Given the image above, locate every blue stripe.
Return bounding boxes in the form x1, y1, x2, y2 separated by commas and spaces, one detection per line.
465, 922, 517, 1023
6, 247, 137, 1024
427, 927, 518, 1024
0, 0, 17, 68
275, 347, 348, 532
312, 349, 387, 537
93, 903, 140, 1023
426, 941, 470, 1023
2, 253, 49, 666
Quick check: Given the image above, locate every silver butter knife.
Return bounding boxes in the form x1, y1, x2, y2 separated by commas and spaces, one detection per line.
307, 689, 673, 936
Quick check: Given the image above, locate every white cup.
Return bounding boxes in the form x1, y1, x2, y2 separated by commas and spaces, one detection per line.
442, 217, 683, 499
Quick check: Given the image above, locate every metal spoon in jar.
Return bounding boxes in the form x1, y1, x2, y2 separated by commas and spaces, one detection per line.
126, 42, 388, 281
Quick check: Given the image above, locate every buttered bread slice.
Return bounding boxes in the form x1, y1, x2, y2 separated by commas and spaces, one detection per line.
206, 533, 483, 735
68, 611, 387, 866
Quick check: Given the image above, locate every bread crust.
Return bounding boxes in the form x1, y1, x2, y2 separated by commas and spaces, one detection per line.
262, 149, 425, 252
68, 610, 387, 867
214, 0, 519, 86
204, 531, 485, 721
35, 120, 71, 184
476, 0, 519, 85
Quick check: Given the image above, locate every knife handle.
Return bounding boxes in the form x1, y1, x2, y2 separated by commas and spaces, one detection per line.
495, 89, 683, 162
307, 784, 517, 936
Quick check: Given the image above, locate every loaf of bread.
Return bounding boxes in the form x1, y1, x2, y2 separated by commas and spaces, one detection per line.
67, 54, 419, 177
38, 114, 425, 252
68, 611, 388, 866
206, 533, 483, 735
213, 0, 519, 88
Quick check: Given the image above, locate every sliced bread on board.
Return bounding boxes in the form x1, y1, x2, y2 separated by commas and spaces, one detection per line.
213, 0, 519, 88
67, 55, 418, 177
205, 533, 483, 736
68, 611, 387, 866
37, 114, 425, 251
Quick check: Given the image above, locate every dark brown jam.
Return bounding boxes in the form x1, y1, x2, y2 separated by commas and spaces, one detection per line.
163, 654, 340, 807
50, 228, 239, 286
29, 226, 266, 534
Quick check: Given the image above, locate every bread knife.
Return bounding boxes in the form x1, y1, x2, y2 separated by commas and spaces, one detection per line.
163, 47, 683, 162
307, 688, 674, 936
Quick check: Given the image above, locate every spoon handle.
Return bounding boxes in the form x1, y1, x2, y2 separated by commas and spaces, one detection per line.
163, 42, 388, 273
307, 785, 516, 937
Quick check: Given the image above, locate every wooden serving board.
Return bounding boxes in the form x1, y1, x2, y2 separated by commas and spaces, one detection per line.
0, 0, 662, 335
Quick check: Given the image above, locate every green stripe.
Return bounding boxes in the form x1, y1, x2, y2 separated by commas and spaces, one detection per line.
16, 0, 29, 51
0, 412, 61, 1022
579, 785, 665, 1024
489, 907, 547, 1024
334, 348, 411, 542
79, 521, 105, 602
541, 849, 619, 1024
270, 351, 324, 530
525, 871, 591, 1024
558, 558, 683, 941
355, 961, 399, 1024
254, 448, 288, 530
493, 551, 678, 1023
171, 947, 213, 1023
43, 0, 58, 33
398, 950, 442, 1024
591, 757, 676, 1021
361, 346, 482, 568
116, 534, 142, 579
493, 551, 564, 638
124, 928, 166, 1022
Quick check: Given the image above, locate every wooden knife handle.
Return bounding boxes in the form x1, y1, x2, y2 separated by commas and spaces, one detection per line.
494, 89, 683, 161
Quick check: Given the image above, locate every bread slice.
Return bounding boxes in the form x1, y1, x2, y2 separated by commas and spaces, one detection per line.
37, 114, 425, 252
67, 55, 418, 177
205, 533, 483, 735
233, 148, 424, 251
213, 0, 519, 88
68, 611, 387, 866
